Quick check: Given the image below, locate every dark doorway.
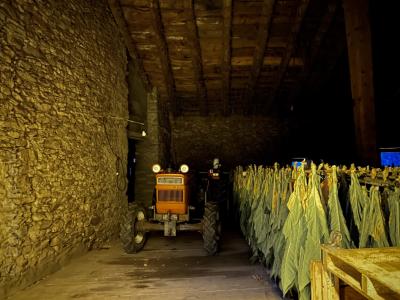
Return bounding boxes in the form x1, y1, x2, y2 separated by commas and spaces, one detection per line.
127, 139, 136, 202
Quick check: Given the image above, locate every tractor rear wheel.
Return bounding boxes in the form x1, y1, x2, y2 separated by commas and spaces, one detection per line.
120, 203, 147, 253
203, 202, 220, 255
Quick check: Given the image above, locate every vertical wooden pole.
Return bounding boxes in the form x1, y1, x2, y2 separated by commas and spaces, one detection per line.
343, 0, 378, 165
322, 250, 340, 300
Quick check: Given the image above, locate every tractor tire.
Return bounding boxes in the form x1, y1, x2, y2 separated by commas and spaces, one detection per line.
120, 203, 147, 253
203, 202, 220, 255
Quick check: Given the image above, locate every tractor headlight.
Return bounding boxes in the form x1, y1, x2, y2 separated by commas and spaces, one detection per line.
179, 164, 189, 173
152, 164, 161, 173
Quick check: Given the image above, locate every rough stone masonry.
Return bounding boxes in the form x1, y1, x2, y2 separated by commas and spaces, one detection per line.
0, 0, 129, 297
172, 115, 288, 170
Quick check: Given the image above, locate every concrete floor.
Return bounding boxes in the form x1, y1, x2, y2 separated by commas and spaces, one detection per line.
10, 231, 282, 300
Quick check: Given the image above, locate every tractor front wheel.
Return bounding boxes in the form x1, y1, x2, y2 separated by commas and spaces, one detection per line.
120, 203, 147, 253
202, 202, 220, 255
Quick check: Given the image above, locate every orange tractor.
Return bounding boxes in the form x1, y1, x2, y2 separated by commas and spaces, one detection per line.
120, 164, 221, 255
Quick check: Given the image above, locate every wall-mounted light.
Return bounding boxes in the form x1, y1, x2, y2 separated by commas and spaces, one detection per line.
179, 164, 189, 173
152, 164, 161, 173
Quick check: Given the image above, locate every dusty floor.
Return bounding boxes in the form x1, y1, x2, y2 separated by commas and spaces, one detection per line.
10, 231, 282, 300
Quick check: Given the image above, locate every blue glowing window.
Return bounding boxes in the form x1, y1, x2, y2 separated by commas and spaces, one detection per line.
380, 152, 400, 167
291, 161, 303, 167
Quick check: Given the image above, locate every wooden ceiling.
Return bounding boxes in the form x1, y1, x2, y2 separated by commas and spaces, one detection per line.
109, 0, 346, 116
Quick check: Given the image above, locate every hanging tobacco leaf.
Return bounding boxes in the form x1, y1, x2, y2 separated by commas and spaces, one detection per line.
271, 168, 291, 280
359, 186, 389, 248
298, 163, 330, 299
349, 170, 366, 235
327, 166, 352, 248
280, 166, 307, 295
388, 187, 400, 246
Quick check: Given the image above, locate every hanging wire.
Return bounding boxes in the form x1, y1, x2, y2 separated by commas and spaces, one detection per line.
102, 117, 127, 192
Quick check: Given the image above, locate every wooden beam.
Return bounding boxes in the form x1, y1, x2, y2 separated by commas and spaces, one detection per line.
221, 0, 232, 116
184, 0, 208, 115
107, 0, 151, 92
308, 2, 338, 66
288, 1, 338, 104
149, 0, 177, 114
265, 0, 310, 112
243, 0, 276, 114
343, 0, 378, 164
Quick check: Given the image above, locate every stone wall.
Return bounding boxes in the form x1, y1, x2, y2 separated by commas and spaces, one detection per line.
172, 115, 288, 170
134, 89, 171, 206
0, 0, 128, 297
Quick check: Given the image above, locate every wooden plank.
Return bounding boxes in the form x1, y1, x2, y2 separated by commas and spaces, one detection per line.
221, 0, 232, 115
149, 0, 176, 114
324, 252, 362, 295
242, 0, 277, 114
343, 0, 378, 165
341, 286, 365, 300
265, 0, 310, 113
231, 56, 303, 67
184, 0, 208, 115
108, 0, 151, 91
322, 245, 400, 299
311, 260, 324, 300
322, 252, 341, 300
361, 274, 382, 300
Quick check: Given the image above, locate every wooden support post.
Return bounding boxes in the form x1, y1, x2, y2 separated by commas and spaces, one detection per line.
221, 0, 232, 116
266, 0, 310, 112
107, 0, 151, 92
184, 0, 208, 116
343, 0, 378, 165
311, 260, 325, 299
243, 0, 276, 114
322, 248, 341, 300
150, 0, 176, 115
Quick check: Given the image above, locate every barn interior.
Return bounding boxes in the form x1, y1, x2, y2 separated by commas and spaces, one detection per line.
0, 0, 399, 299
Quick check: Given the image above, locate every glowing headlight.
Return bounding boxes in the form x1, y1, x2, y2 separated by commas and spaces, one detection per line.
179, 164, 189, 173
152, 164, 161, 173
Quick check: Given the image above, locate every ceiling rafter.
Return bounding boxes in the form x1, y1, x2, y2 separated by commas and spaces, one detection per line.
309, 2, 338, 65
149, 0, 176, 114
288, 1, 339, 105
107, 0, 151, 92
265, 0, 311, 112
184, 0, 208, 116
221, 0, 232, 116
115, 0, 348, 116
242, 0, 277, 114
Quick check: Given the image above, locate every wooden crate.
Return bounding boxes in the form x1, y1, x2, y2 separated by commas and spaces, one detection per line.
311, 260, 326, 299
311, 246, 400, 300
